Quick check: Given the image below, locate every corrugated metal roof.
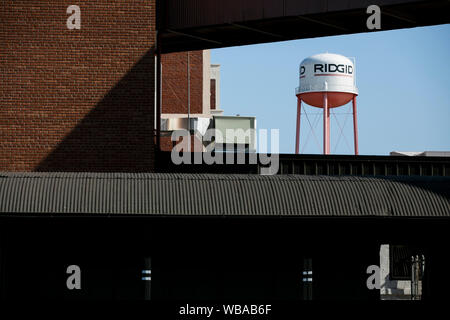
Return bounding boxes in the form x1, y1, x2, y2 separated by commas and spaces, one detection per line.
0, 173, 448, 217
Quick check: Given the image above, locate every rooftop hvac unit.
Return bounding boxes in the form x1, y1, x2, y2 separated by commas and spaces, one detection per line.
161, 117, 211, 136
213, 115, 256, 152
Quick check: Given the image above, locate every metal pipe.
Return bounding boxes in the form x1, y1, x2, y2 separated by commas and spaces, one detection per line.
352, 95, 359, 155
323, 93, 329, 154
143, 257, 152, 300
187, 51, 190, 132
327, 107, 330, 154
295, 98, 301, 154
303, 258, 313, 300
156, 33, 162, 153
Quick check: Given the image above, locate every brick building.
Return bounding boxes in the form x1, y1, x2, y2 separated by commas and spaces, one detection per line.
1, 1, 157, 172
160, 50, 224, 152
0, 1, 254, 171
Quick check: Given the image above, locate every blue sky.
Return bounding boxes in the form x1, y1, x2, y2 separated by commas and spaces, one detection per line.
211, 24, 450, 155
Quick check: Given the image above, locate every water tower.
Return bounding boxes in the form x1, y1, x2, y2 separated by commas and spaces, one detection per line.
295, 53, 359, 155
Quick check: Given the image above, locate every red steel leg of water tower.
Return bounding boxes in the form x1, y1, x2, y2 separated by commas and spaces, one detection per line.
295, 98, 301, 154
327, 107, 331, 154
323, 93, 330, 154
352, 95, 359, 155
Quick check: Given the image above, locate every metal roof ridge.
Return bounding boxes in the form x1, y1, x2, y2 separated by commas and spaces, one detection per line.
0, 172, 449, 182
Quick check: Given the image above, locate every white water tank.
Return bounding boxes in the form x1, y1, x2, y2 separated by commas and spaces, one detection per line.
296, 53, 358, 108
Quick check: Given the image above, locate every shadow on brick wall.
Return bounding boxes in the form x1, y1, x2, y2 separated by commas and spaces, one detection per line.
36, 49, 156, 172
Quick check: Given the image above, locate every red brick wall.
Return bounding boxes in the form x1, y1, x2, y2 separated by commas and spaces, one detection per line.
161, 51, 203, 114
0, 1, 156, 172
160, 135, 204, 153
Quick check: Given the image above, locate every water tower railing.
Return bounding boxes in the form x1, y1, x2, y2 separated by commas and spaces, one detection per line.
296, 84, 357, 95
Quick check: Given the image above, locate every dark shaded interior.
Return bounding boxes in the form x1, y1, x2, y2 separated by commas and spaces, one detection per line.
1, 216, 449, 300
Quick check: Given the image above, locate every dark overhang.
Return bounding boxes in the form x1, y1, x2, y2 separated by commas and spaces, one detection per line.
158, 0, 450, 53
